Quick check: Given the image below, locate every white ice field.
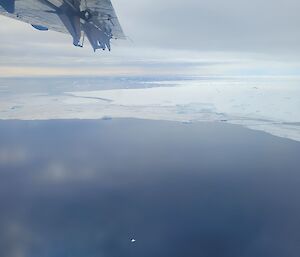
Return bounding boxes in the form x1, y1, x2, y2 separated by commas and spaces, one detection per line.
1, 76, 300, 141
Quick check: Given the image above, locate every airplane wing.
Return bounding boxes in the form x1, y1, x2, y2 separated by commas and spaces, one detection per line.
0, 0, 126, 51
85, 0, 125, 39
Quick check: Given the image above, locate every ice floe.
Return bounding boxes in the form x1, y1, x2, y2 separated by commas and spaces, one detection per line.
0, 77, 299, 142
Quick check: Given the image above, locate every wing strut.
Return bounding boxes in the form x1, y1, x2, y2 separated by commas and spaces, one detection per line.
0, 0, 15, 13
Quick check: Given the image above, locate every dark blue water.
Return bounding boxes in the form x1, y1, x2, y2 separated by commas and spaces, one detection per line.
0, 119, 300, 257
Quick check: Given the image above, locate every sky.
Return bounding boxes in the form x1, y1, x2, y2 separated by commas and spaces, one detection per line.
1, 0, 300, 77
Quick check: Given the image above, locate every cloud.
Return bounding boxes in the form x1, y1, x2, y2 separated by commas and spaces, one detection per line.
1, 0, 300, 77
0, 147, 29, 165
114, 0, 300, 53
2, 0, 300, 53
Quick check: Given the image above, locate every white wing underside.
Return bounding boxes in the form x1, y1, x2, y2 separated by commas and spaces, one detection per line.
0, 0, 125, 49
84, 0, 125, 39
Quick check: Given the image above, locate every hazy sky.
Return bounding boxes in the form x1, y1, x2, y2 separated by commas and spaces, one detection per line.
115, 0, 300, 52
1, 0, 300, 77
